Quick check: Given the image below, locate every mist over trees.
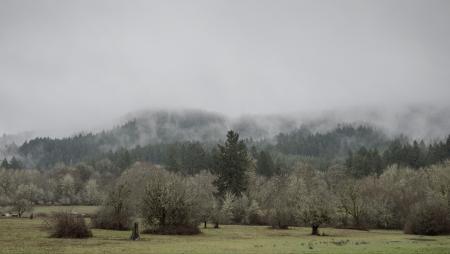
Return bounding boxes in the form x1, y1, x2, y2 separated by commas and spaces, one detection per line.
3, 109, 449, 170
1, 110, 450, 235
2, 112, 450, 179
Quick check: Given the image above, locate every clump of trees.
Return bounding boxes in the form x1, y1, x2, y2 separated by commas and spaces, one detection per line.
297, 170, 335, 235
346, 136, 450, 178
140, 168, 202, 234
92, 183, 133, 230
1, 157, 23, 169
93, 163, 216, 235
404, 195, 450, 235
190, 171, 216, 228
263, 174, 299, 229
0, 164, 104, 215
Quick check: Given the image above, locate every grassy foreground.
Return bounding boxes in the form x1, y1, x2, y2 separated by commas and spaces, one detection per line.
1, 218, 450, 254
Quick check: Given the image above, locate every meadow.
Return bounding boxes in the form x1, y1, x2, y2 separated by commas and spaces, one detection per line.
1, 214, 450, 254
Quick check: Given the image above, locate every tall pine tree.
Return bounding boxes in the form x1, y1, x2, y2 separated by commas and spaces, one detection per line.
213, 130, 250, 197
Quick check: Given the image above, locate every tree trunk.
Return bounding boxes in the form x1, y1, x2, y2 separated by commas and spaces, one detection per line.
354, 216, 360, 228
130, 222, 140, 240
204, 221, 207, 228
161, 211, 166, 227
214, 222, 219, 228
311, 224, 319, 236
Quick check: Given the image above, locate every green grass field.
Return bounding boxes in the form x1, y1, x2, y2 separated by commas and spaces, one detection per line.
1, 215, 450, 254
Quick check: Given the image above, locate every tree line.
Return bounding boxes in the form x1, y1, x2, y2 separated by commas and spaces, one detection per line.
92, 131, 450, 235
2, 130, 449, 236
0, 163, 104, 217
9, 122, 450, 181
346, 137, 450, 177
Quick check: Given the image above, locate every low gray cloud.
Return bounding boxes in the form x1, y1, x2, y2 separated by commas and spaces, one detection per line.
1, 0, 449, 136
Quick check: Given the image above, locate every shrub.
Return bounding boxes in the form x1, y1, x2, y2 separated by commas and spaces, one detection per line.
404, 196, 450, 235
46, 212, 92, 238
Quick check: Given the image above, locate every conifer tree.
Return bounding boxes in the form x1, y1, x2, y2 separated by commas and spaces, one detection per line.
213, 130, 250, 197
0, 158, 9, 169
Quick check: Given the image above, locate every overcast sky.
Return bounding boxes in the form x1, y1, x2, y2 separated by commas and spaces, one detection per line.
1, 0, 450, 135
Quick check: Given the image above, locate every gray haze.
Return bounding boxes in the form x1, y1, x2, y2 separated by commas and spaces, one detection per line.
1, 0, 450, 136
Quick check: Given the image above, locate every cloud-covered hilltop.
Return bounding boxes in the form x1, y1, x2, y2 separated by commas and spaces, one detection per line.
3, 105, 450, 150
1, 105, 447, 169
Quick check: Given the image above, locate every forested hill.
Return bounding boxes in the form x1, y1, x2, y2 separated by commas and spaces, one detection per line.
14, 109, 294, 168
18, 110, 228, 168
17, 124, 384, 168
2, 109, 449, 176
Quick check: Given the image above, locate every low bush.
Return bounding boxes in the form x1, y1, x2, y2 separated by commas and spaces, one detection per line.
46, 211, 92, 238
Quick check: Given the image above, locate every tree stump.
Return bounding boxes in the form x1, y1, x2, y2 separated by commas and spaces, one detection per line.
130, 222, 140, 240
311, 224, 319, 236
